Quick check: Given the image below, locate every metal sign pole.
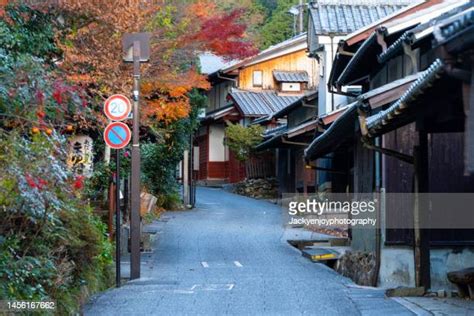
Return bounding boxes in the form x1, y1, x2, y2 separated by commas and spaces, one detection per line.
115, 149, 121, 287
130, 40, 141, 280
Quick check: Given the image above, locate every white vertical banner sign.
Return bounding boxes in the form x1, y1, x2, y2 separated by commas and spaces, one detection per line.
67, 135, 94, 177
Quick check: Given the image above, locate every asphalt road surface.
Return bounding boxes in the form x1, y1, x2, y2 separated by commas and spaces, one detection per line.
85, 187, 413, 316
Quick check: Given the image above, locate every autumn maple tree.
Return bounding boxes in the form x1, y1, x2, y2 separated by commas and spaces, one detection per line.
13, 0, 257, 125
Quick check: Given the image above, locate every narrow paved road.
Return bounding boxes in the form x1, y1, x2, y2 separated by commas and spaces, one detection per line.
85, 187, 412, 315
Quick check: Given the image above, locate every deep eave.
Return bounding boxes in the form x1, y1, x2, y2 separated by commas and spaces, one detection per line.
304, 101, 360, 161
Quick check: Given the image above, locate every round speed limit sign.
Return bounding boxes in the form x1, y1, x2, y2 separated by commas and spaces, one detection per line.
104, 94, 132, 121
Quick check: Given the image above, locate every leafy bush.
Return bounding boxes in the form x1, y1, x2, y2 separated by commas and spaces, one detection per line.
225, 124, 264, 161
0, 6, 112, 313
141, 89, 205, 208
0, 132, 113, 313
0, 4, 60, 61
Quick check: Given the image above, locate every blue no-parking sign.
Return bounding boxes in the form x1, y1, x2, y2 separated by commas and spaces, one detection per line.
104, 122, 131, 149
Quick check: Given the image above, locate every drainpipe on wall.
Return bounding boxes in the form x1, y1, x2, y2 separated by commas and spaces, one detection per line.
373, 136, 382, 287
330, 34, 335, 112
183, 149, 189, 207
298, 0, 304, 34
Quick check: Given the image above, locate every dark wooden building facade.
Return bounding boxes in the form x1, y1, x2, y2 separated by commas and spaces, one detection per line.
305, 1, 474, 290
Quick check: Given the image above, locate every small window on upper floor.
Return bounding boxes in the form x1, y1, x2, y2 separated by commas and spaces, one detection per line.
253, 70, 263, 87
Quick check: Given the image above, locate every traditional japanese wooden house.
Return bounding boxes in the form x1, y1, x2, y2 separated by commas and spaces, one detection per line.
255, 91, 319, 195
306, 0, 474, 291
252, 0, 409, 196
196, 34, 318, 184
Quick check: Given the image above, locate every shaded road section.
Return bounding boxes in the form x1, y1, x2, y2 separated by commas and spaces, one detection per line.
85, 187, 412, 315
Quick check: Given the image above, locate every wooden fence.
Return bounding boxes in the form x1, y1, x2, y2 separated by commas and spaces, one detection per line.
245, 156, 275, 179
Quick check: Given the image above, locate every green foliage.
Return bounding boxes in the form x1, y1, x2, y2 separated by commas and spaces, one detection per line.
0, 5, 111, 314
225, 124, 264, 161
0, 4, 60, 61
84, 154, 131, 204
0, 4, 95, 135
258, 0, 279, 13
0, 132, 113, 313
142, 89, 205, 208
257, 0, 300, 49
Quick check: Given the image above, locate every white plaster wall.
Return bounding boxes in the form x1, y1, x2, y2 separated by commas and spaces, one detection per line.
209, 125, 227, 162
378, 246, 474, 291
317, 37, 348, 117
430, 247, 474, 291
378, 246, 416, 288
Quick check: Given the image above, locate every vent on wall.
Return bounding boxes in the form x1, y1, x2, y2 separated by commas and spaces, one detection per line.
281, 82, 301, 92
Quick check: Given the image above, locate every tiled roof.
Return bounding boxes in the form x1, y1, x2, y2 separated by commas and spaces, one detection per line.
273, 90, 318, 119
228, 89, 302, 116
366, 59, 445, 137
273, 70, 309, 82
433, 4, 474, 46
378, 2, 474, 64
286, 119, 319, 139
333, 0, 471, 88
263, 124, 287, 139
309, 2, 407, 35
201, 105, 236, 122
199, 52, 238, 75
304, 101, 360, 161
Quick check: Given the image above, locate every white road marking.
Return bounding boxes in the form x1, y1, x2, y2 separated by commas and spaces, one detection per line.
173, 290, 194, 294
234, 261, 243, 267
201, 261, 209, 268
191, 284, 235, 291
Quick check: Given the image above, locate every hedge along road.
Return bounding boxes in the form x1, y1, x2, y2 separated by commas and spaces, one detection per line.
84, 187, 413, 315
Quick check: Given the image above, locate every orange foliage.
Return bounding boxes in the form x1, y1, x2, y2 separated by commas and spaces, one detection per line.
141, 68, 209, 124
14, 0, 256, 124
144, 99, 191, 125
189, 1, 217, 19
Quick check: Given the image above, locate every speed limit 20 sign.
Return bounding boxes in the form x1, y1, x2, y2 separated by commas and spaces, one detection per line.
104, 94, 132, 121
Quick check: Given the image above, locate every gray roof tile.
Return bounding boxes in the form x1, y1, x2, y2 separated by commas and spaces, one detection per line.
229, 89, 302, 116
309, 3, 407, 35
366, 59, 445, 136
273, 70, 309, 82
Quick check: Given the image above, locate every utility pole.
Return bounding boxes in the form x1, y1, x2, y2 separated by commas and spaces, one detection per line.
122, 33, 150, 280
299, 0, 304, 34
183, 149, 189, 207
288, 1, 305, 36
130, 41, 141, 280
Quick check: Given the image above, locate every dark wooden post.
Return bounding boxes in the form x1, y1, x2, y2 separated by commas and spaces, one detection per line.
465, 61, 474, 174
413, 130, 431, 290
108, 182, 115, 242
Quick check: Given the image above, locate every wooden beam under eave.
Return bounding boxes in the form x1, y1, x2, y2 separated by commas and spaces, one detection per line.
369, 81, 415, 109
